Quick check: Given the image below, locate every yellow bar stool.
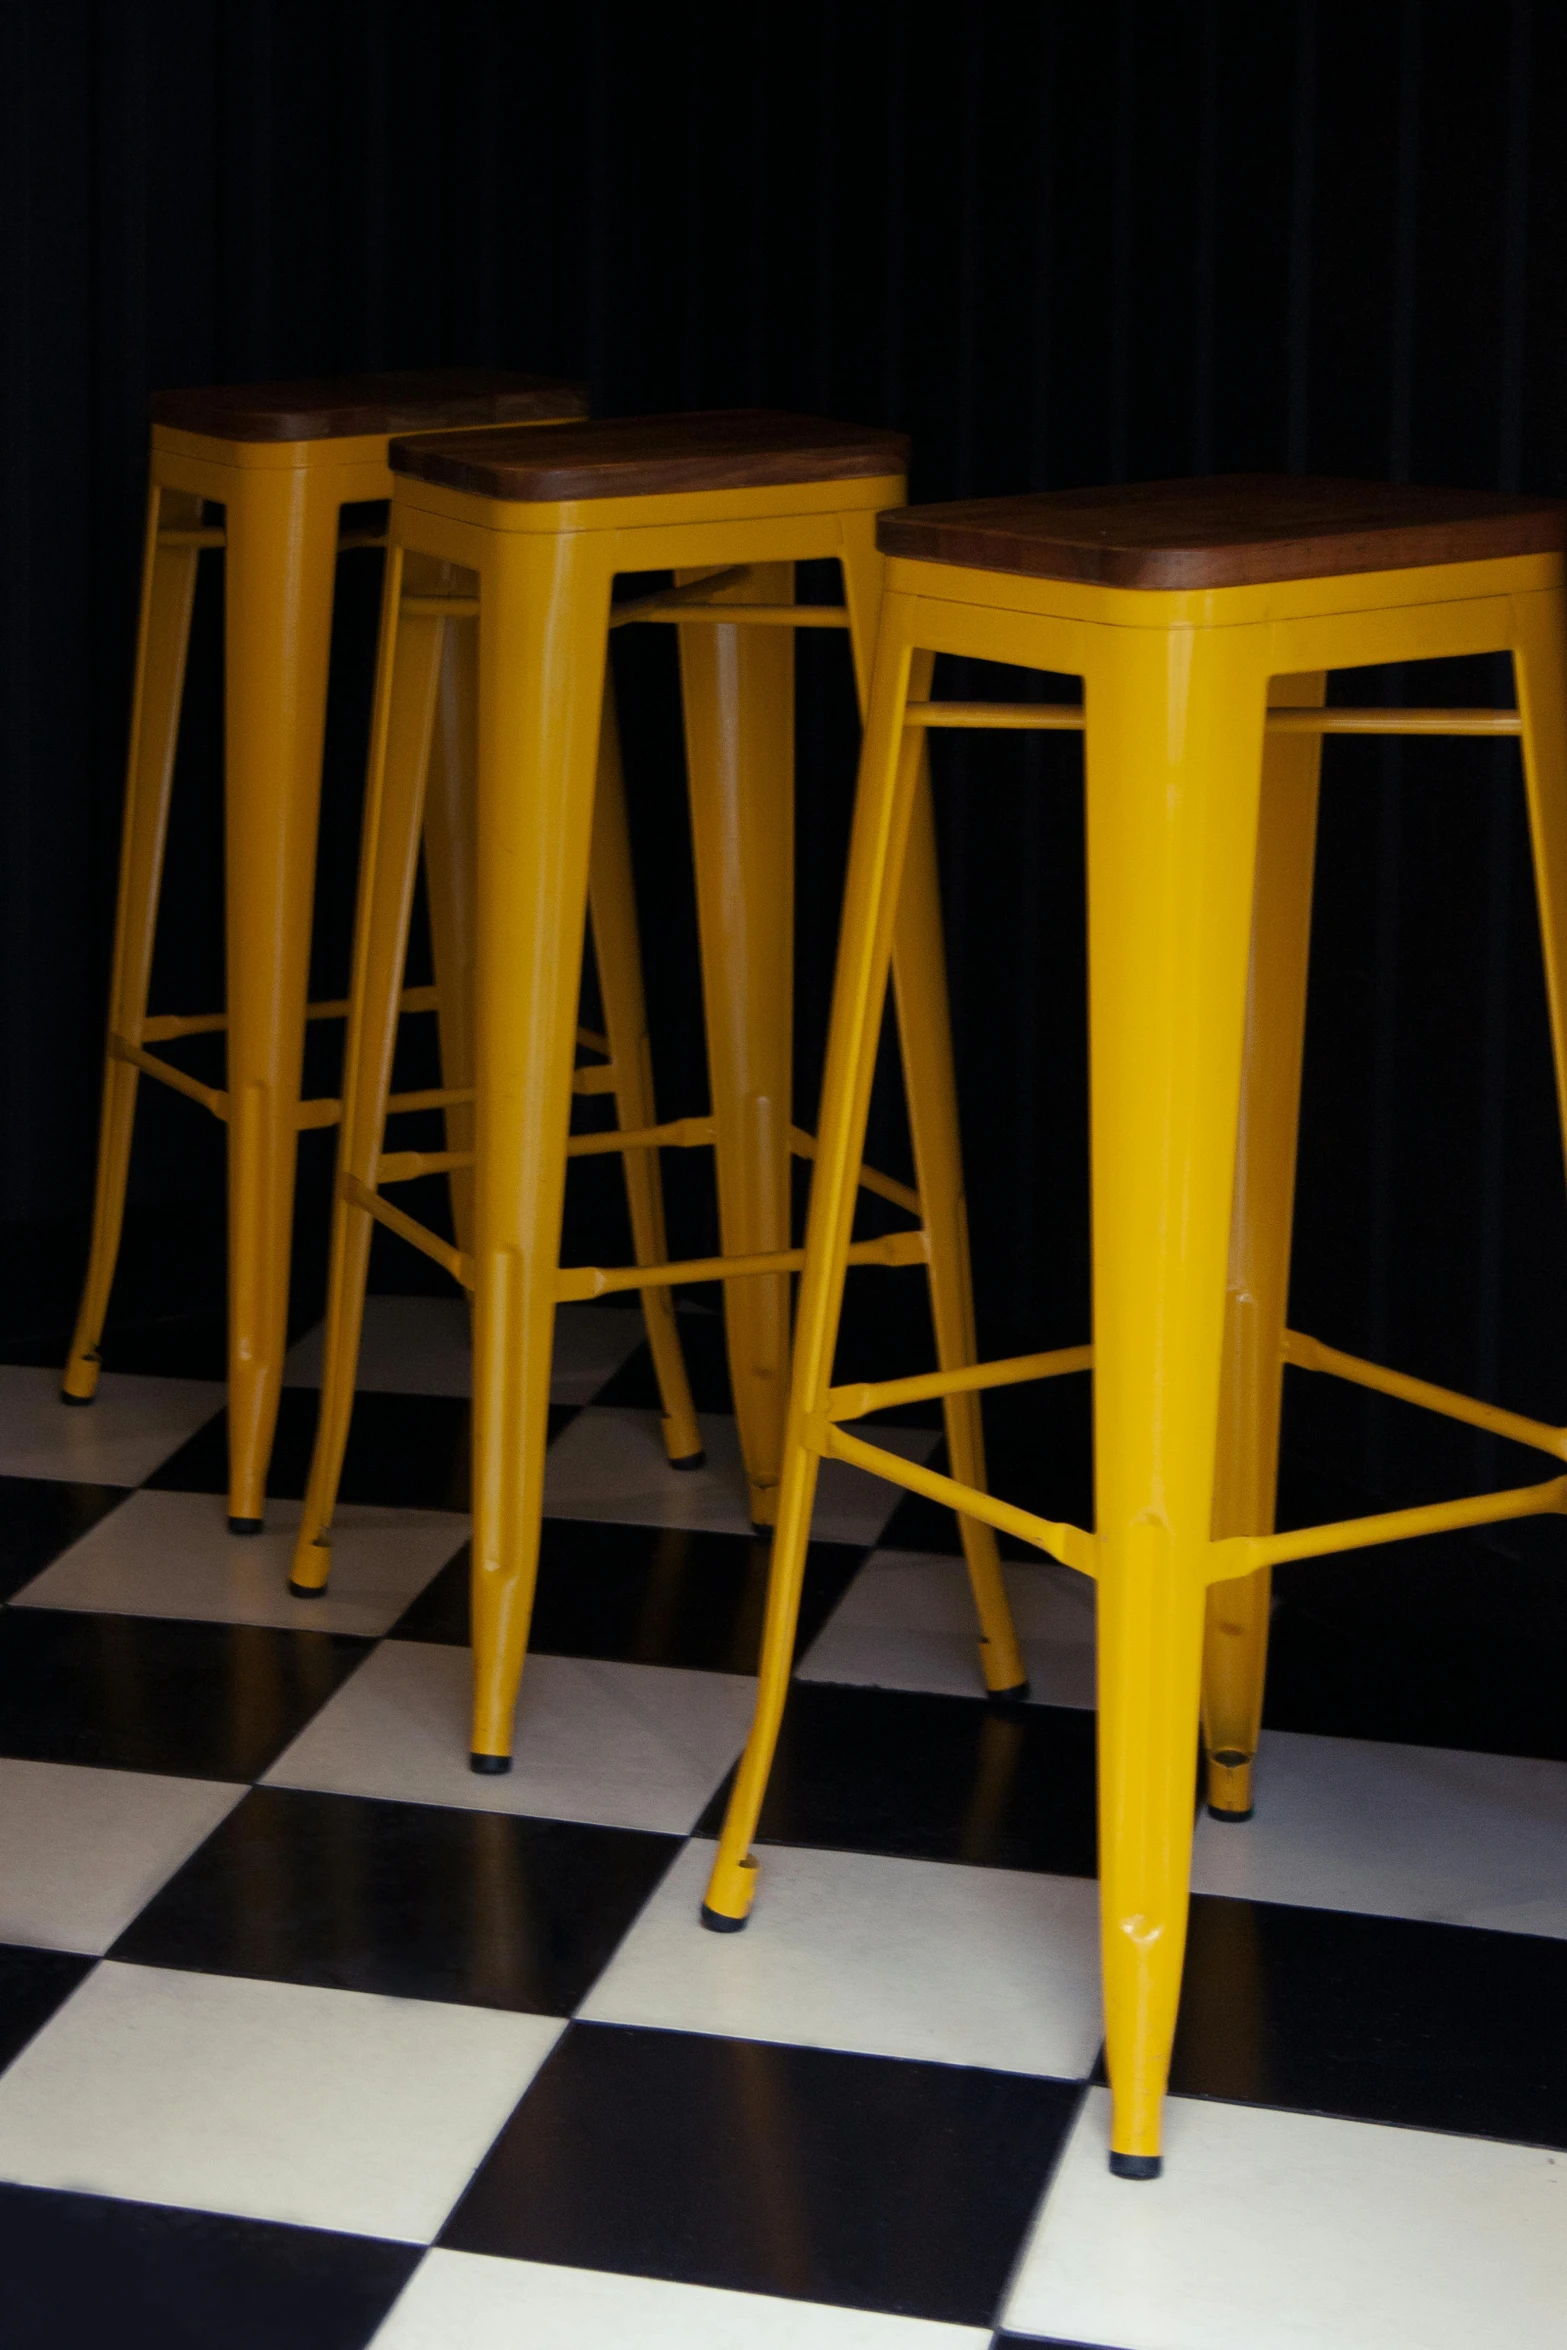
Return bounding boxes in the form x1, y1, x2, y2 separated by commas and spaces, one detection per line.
288, 409, 1031, 1764
62, 369, 608, 1531
702, 474, 1567, 2177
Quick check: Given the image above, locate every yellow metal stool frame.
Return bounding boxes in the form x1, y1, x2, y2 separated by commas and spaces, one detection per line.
701, 476, 1567, 2178
288, 411, 1030, 1763
59, 373, 677, 1530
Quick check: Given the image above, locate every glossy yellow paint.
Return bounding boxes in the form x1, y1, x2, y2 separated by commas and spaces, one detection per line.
289, 463, 1027, 1752
702, 543, 1567, 2179
63, 416, 658, 1530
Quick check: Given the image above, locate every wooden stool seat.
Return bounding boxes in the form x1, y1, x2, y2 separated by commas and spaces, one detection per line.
391, 409, 909, 503
878, 474, 1567, 589
150, 369, 586, 444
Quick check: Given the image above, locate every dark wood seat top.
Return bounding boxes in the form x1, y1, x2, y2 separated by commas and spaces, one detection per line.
150, 369, 588, 443
877, 474, 1567, 590
390, 409, 910, 502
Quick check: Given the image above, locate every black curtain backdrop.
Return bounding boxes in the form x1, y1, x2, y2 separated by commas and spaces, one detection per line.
4, 0, 1567, 1540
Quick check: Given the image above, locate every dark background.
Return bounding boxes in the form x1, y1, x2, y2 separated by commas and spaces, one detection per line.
3, 0, 1566, 1631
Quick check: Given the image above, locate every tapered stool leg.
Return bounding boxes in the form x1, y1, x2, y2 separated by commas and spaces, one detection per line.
1203, 672, 1324, 1818
892, 761, 1029, 1695
1088, 624, 1269, 2175
222, 462, 342, 1531
588, 680, 704, 1466
63, 485, 205, 1401
679, 564, 796, 1527
703, 616, 933, 1926
470, 536, 611, 1767
422, 579, 480, 1262
1513, 591, 1567, 1222
291, 555, 450, 1593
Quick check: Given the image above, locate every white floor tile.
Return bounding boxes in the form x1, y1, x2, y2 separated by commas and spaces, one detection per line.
543, 1408, 938, 1544
1191, 1728, 1567, 1936
1003, 2088, 1567, 2350
0, 1365, 222, 1486
580, 1837, 1102, 2076
0, 1961, 558, 2245
9, 1487, 468, 1638
797, 1549, 1096, 1708
0, 1760, 243, 1954
374, 2250, 988, 2349
264, 1639, 754, 1834
282, 1296, 646, 1405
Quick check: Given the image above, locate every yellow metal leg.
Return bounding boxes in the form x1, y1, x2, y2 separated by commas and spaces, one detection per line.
589, 678, 704, 1466
63, 483, 205, 1403
1203, 672, 1324, 1818
1088, 622, 1268, 2176
892, 758, 1029, 1694
290, 553, 448, 1593
422, 574, 479, 1262
222, 461, 341, 1531
678, 563, 796, 1527
702, 614, 934, 1927
1513, 590, 1567, 1223
469, 534, 610, 1767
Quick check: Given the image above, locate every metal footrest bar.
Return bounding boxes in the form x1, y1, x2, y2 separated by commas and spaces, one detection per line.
139, 981, 443, 1047
155, 526, 390, 554
608, 565, 849, 632
1214, 1472, 1567, 1580
787, 1126, 920, 1216
826, 1341, 1094, 1424
555, 1226, 928, 1304
341, 1177, 927, 1304
108, 1035, 228, 1119
813, 1417, 1099, 1577
341, 1176, 471, 1286
1284, 1327, 1567, 1460
904, 702, 1521, 737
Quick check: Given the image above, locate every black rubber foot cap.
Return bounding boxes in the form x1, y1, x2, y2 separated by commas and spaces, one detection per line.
988, 1680, 1031, 1703
1207, 1802, 1254, 1824
669, 1450, 707, 1472
700, 1903, 748, 1935
287, 1579, 327, 1599
470, 1752, 512, 1776
59, 1389, 94, 1408
1109, 2151, 1163, 2181
227, 1516, 264, 1537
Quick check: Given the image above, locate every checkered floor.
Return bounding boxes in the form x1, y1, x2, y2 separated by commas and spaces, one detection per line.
1, 1289, 1565, 2347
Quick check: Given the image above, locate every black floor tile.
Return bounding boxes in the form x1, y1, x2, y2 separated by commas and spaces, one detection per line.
0, 2183, 420, 2350
390, 1520, 867, 1671
144, 1387, 577, 1515
0, 1475, 129, 1599
1169, 1892, 1567, 2148
993, 2337, 1121, 2348
113, 1785, 679, 2014
441, 2020, 1080, 2327
0, 1945, 94, 2073
696, 1682, 1099, 1876
0, 1609, 369, 1779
